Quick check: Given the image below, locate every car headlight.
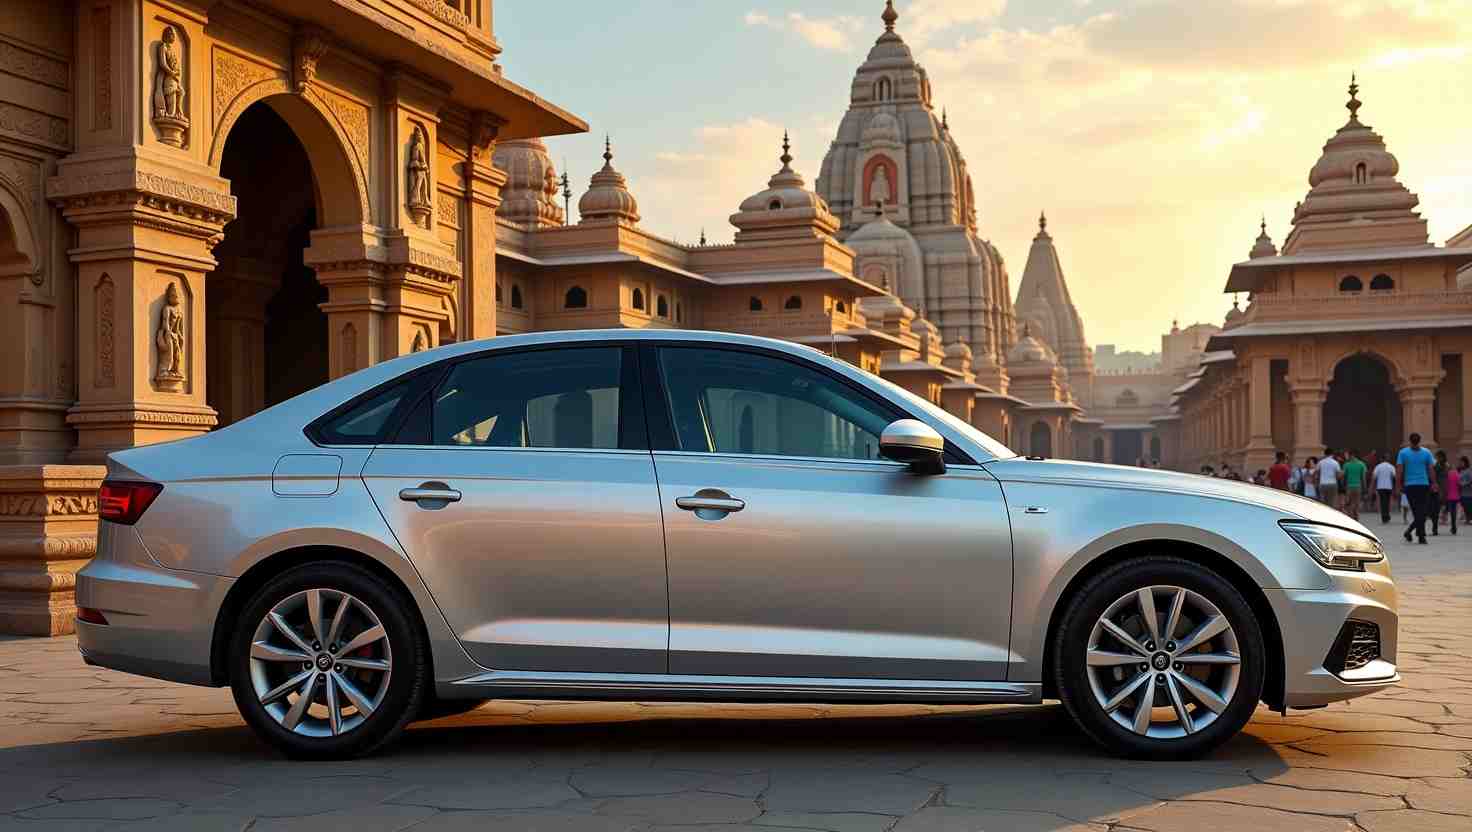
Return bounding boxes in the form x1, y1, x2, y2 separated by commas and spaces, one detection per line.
1281, 521, 1385, 572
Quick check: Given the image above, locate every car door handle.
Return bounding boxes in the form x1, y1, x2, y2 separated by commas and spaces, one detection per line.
676, 493, 745, 513
399, 483, 462, 504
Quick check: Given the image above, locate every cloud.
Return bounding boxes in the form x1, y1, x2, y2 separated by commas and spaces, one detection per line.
744, 10, 863, 51
899, 0, 1007, 44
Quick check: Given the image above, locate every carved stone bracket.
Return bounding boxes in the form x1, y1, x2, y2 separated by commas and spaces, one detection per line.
292, 27, 330, 95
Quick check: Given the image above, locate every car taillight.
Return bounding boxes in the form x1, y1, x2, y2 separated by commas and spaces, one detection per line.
98, 480, 163, 525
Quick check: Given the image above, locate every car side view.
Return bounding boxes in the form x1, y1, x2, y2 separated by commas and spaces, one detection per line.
75, 330, 1398, 759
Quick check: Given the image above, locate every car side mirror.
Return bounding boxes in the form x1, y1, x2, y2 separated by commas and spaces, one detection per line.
879, 419, 946, 476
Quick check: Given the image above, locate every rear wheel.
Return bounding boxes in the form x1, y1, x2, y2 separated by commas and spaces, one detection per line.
1054, 556, 1265, 759
229, 562, 427, 759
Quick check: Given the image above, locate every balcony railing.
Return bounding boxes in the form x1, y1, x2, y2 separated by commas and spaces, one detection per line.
1240, 288, 1472, 323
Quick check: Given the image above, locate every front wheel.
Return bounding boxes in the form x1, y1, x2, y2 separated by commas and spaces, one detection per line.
229, 562, 427, 759
1054, 555, 1266, 759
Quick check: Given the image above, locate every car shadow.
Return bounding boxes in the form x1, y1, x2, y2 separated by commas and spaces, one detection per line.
0, 702, 1292, 829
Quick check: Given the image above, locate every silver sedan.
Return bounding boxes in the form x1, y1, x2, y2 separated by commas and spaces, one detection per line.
76, 329, 1398, 759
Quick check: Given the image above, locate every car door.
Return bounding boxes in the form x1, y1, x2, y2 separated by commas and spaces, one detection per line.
645, 344, 1013, 682
361, 344, 669, 674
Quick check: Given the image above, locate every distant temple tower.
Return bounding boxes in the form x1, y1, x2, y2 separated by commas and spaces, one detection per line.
817, 1, 1015, 370
1013, 212, 1094, 406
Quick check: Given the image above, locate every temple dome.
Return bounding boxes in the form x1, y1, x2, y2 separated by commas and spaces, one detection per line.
1249, 217, 1278, 259
1008, 324, 1058, 366
493, 138, 564, 228
578, 137, 640, 225
866, 1, 914, 62
846, 213, 925, 301
944, 337, 972, 362
731, 133, 839, 241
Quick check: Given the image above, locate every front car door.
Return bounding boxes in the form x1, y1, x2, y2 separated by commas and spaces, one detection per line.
645, 344, 1013, 681
361, 344, 669, 674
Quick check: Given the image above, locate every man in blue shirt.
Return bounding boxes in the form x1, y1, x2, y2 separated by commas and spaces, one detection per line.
1398, 432, 1436, 544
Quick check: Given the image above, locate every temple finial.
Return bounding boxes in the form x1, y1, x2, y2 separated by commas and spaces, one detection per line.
699, 228, 707, 246
603, 135, 613, 165
942, 107, 948, 129
1260, 213, 1266, 234
1039, 210, 1047, 232
779, 130, 793, 171
1346, 72, 1361, 121
882, 0, 898, 33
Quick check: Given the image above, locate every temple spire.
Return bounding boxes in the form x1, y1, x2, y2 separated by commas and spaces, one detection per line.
882, 0, 898, 33
1039, 210, 1047, 233
1346, 72, 1361, 122
779, 130, 793, 172
602, 135, 613, 167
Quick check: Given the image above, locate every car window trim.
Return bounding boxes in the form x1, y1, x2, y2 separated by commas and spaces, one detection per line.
638, 341, 975, 465
305, 364, 445, 447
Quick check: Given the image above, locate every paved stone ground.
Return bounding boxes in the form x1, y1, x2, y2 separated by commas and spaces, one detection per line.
1, 531, 1469, 831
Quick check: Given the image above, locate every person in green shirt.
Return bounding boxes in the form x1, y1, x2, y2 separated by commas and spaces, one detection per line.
1342, 450, 1367, 521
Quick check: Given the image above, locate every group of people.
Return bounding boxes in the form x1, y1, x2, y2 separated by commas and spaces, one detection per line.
1210, 433, 1472, 544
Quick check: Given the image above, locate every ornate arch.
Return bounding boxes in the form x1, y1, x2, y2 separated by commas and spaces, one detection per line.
1322, 346, 1409, 390
0, 161, 41, 282
208, 50, 369, 225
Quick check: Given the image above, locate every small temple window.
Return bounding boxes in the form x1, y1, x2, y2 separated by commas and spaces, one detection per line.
784, 295, 803, 310
1370, 273, 1394, 291
875, 76, 892, 101
656, 295, 669, 318
1354, 162, 1369, 184
767, 198, 783, 211
564, 285, 587, 309
510, 284, 524, 309
749, 296, 763, 312
1338, 275, 1363, 293
631, 287, 646, 311
835, 300, 846, 314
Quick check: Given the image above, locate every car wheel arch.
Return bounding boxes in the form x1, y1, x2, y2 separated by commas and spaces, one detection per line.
208, 545, 432, 688
1038, 539, 1286, 711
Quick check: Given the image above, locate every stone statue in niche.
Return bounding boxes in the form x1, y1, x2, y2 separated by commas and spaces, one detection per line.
869, 164, 891, 210
406, 125, 433, 228
151, 26, 189, 147
154, 283, 186, 391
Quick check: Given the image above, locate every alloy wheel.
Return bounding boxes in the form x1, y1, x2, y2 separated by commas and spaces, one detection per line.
1084, 585, 1242, 739
246, 588, 393, 738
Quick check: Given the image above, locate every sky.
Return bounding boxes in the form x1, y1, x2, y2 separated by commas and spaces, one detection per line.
496, 1, 1472, 353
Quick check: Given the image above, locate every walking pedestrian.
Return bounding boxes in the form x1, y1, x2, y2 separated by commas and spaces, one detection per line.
1443, 452, 1460, 535
1398, 433, 1435, 544
1342, 449, 1365, 520
1317, 448, 1342, 507
1268, 451, 1292, 491
1302, 456, 1319, 501
1373, 451, 1396, 525
1431, 450, 1449, 536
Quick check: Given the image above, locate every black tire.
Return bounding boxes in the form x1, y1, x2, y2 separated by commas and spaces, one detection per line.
228, 562, 427, 760
1053, 555, 1266, 759
416, 695, 491, 722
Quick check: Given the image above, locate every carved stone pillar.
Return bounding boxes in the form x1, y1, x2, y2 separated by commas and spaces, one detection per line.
47, 158, 233, 462
1400, 382, 1439, 451
307, 227, 461, 379
206, 257, 278, 427
0, 465, 106, 635
1289, 384, 1326, 465
463, 112, 507, 340
1244, 355, 1276, 472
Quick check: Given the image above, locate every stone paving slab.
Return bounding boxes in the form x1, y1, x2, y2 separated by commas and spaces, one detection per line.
0, 535, 1469, 831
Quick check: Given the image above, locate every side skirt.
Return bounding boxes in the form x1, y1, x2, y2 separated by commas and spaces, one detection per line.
443, 670, 1043, 705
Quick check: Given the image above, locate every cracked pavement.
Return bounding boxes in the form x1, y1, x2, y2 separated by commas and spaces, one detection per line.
1, 534, 1469, 831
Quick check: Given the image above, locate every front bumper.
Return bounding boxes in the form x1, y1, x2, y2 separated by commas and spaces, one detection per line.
1268, 558, 1399, 707
75, 523, 232, 687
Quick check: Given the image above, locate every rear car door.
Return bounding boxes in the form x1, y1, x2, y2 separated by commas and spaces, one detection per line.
359, 344, 669, 674
644, 344, 1014, 681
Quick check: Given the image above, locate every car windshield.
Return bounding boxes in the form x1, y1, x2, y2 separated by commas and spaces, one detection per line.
865, 372, 1018, 462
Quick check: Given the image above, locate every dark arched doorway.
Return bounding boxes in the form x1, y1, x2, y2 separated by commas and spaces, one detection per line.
208, 101, 328, 426
1030, 421, 1053, 458
1324, 354, 1402, 455
1112, 429, 1144, 465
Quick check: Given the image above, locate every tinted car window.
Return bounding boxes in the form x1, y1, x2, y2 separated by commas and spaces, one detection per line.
657, 347, 896, 460
431, 348, 624, 449
313, 380, 414, 445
